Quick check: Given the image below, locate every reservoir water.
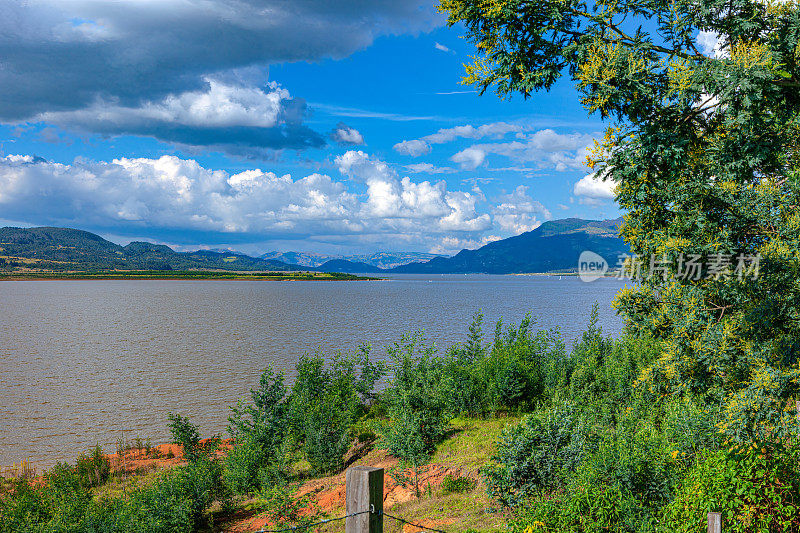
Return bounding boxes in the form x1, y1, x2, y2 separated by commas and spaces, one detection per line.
0, 274, 628, 467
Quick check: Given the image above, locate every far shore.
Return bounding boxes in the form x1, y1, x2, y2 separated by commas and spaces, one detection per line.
0, 270, 382, 281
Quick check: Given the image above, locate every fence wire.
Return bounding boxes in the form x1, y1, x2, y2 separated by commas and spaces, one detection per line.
253, 507, 449, 533
381, 510, 448, 533
255, 509, 370, 532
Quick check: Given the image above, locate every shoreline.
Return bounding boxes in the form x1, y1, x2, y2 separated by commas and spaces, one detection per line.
0, 270, 382, 281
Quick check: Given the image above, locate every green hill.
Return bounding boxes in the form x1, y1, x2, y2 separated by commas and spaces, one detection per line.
0, 227, 297, 272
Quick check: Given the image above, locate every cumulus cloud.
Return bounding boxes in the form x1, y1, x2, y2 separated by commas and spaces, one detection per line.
0, 1, 440, 145
450, 147, 487, 170
0, 151, 494, 245
430, 235, 502, 255
0, 154, 356, 234
455, 129, 595, 172
329, 122, 365, 145
573, 172, 616, 205
491, 185, 552, 234
334, 150, 490, 231
35, 79, 324, 154
393, 139, 432, 156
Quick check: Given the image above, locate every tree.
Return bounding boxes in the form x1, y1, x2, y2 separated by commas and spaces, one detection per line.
441, 0, 800, 439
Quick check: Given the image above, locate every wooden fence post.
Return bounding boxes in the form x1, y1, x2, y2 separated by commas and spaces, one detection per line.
708, 511, 722, 533
345, 466, 383, 533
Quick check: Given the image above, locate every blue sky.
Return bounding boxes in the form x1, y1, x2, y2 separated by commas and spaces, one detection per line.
0, 1, 618, 255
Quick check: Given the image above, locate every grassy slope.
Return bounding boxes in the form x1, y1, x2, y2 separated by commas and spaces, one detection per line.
284, 416, 520, 533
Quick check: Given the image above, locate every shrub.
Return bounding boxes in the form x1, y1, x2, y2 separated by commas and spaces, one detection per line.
168, 413, 216, 463
665, 443, 800, 533
304, 403, 352, 475
383, 334, 449, 463
226, 366, 289, 492
441, 474, 476, 494
74, 445, 110, 488
0, 465, 92, 533
483, 402, 586, 508
223, 438, 268, 495
252, 477, 325, 530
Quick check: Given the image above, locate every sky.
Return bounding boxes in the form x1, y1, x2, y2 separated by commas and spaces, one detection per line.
0, 0, 619, 256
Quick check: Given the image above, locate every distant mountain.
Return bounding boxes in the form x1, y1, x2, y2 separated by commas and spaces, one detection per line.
391, 218, 628, 274
317, 259, 383, 273
0, 217, 629, 275
261, 250, 443, 269
260, 251, 333, 268
0, 227, 299, 272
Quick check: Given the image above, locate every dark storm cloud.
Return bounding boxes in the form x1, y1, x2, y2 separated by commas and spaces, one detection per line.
0, 0, 439, 151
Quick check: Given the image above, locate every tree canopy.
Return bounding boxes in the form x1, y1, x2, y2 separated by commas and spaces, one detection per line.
441, 0, 800, 440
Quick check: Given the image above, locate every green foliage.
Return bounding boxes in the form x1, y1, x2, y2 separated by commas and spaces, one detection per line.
225, 365, 289, 493
288, 347, 385, 475
383, 333, 450, 464
168, 413, 217, 463
666, 443, 800, 533
0, 454, 223, 533
74, 445, 111, 489
441, 0, 800, 442
251, 477, 325, 531
483, 402, 587, 508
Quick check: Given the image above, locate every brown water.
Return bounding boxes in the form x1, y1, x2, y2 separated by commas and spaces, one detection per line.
0, 274, 627, 467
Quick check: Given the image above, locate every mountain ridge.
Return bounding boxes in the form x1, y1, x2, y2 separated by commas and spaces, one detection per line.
0, 217, 629, 274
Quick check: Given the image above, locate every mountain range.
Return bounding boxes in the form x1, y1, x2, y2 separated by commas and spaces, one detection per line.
0, 217, 628, 274
259, 251, 443, 269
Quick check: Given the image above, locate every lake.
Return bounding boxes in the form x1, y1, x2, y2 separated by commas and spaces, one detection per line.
0, 274, 628, 467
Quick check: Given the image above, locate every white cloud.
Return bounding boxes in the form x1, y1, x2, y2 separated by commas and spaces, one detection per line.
423, 122, 524, 144
39, 79, 288, 128
334, 150, 489, 232
434, 42, 453, 53
491, 185, 552, 234
393, 121, 525, 156
330, 122, 365, 145
0, 154, 357, 234
456, 129, 595, 172
33, 79, 324, 153
405, 163, 456, 174
393, 139, 431, 156
573, 172, 616, 205
451, 147, 486, 170
430, 234, 501, 255
696, 31, 729, 58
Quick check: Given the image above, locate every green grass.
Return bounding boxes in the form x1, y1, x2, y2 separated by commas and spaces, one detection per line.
431, 415, 521, 472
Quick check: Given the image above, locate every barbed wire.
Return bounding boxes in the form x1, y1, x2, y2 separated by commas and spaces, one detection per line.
254, 509, 370, 532
253, 505, 449, 533
381, 510, 448, 533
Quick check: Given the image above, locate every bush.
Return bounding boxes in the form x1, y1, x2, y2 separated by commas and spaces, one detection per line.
74, 445, 110, 488
304, 403, 352, 475
226, 366, 289, 493
288, 349, 384, 475
0, 465, 92, 533
383, 334, 450, 463
168, 413, 217, 463
223, 438, 268, 495
483, 402, 586, 508
665, 443, 800, 533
